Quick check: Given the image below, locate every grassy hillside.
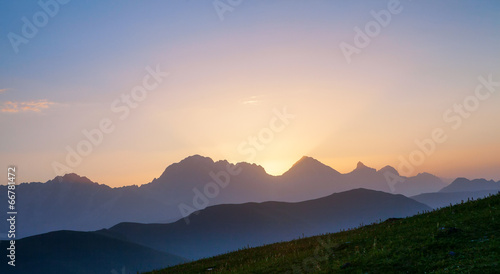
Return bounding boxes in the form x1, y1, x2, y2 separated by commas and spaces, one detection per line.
149, 193, 500, 273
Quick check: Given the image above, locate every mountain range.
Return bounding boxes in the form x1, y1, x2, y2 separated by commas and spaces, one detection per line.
411, 178, 500, 208
1, 155, 497, 239
439, 177, 500, 193
1, 155, 498, 273
105, 188, 431, 260
1, 188, 430, 273
0, 155, 445, 238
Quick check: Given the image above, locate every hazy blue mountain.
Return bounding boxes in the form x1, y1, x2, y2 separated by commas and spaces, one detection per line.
140, 155, 276, 205
344, 162, 392, 193
107, 188, 431, 259
394, 172, 447, 197
412, 190, 500, 209
0, 174, 169, 239
439, 178, 500, 193
0, 230, 185, 274
277, 156, 344, 200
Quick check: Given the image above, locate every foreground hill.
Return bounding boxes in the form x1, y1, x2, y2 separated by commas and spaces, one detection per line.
0, 230, 185, 274
107, 189, 430, 259
151, 193, 500, 273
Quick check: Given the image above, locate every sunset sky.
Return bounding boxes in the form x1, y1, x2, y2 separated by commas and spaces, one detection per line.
1, 0, 499, 187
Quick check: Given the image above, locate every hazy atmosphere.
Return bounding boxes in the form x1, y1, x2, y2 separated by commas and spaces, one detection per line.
2, 1, 500, 273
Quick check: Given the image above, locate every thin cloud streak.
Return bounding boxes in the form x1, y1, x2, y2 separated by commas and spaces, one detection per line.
1, 99, 55, 113
240, 95, 268, 105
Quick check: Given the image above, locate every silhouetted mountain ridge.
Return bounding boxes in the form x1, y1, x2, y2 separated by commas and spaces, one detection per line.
107, 188, 431, 259
378, 165, 399, 176
412, 190, 500, 209
352, 161, 376, 173
0, 155, 471, 238
282, 156, 341, 177
439, 177, 500, 193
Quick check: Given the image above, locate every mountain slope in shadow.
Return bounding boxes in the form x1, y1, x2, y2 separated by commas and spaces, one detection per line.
0, 230, 185, 274
107, 188, 431, 259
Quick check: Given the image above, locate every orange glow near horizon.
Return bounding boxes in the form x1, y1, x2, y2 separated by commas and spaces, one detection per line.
54, 149, 500, 188
1, 1, 499, 188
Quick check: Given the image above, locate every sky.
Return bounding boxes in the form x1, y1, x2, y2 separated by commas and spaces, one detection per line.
1, 0, 499, 187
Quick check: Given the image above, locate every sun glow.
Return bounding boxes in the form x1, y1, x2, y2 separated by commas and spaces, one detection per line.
259, 159, 296, 176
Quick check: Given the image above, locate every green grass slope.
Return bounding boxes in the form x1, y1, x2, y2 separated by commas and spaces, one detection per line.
149, 193, 500, 273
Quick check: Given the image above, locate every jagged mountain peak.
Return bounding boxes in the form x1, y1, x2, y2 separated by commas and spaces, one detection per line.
378, 165, 399, 176
294, 156, 327, 167
179, 154, 215, 165
440, 177, 500, 193
158, 155, 215, 178
234, 161, 267, 174
357, 161, 368, 169
52, 173, 95, 184
415, 172, 439, 179
283, 156, 340, 176
352, 161, 376, 173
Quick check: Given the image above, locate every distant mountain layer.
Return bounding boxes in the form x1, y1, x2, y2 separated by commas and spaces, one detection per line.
412, 190, 500, 209
0, 155, 451, 238
152, 193, 500, 273
412, 177, 500, 209
439, 178, 500, 193
107, 188, 431, 259
0, 230, 185, 274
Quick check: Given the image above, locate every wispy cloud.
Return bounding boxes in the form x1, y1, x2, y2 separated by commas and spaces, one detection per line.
1, 99, 56, 113
240, 95, 266, 105
0, 89, 7, 94
242, 99, 259, 105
